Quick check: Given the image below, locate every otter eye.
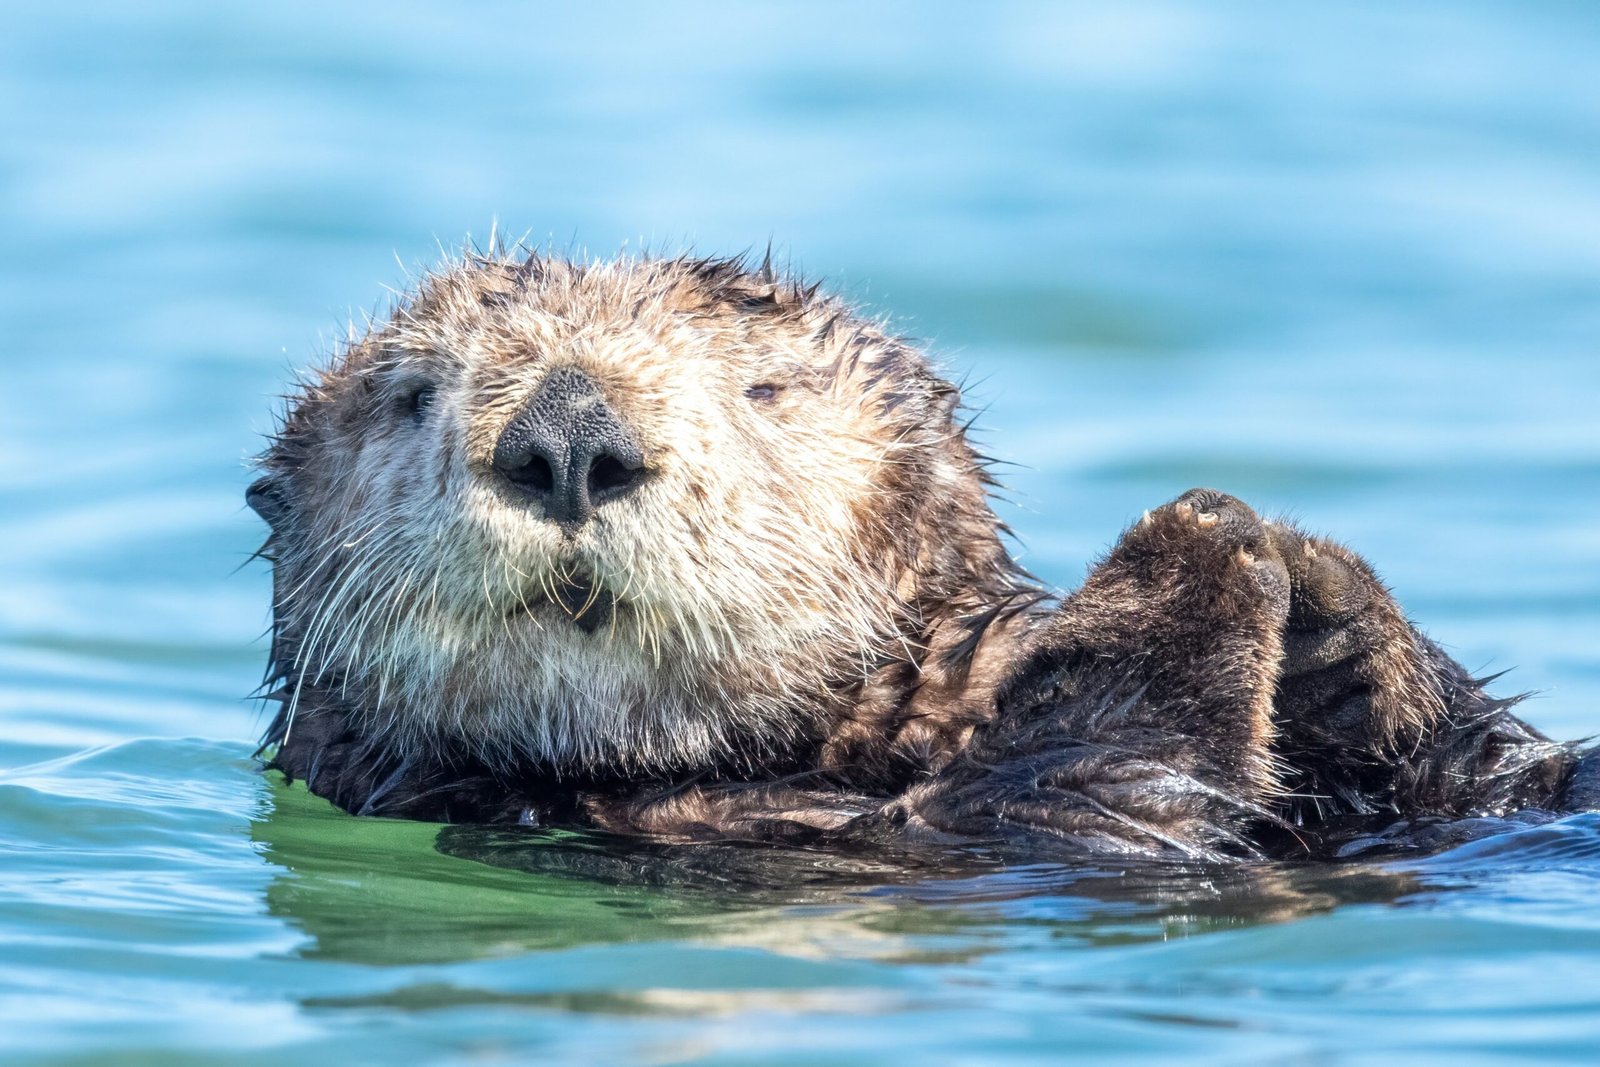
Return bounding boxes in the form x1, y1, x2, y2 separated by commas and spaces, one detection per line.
400, 382, 437, 420
745, 383, 780, 403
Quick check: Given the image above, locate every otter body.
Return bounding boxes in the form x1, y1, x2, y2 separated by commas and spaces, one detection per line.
250, 250, 1593, 860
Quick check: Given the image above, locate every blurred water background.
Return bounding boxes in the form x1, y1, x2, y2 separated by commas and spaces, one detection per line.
4, 2, 1600, 1064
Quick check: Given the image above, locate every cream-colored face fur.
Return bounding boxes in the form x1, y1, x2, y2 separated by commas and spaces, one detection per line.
258, 253, 985, 772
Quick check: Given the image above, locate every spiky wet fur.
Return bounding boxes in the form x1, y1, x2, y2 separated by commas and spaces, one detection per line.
252, 248, 1593, 858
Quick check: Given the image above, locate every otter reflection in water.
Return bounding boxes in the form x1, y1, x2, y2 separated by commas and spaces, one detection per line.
251, 776, 1466, 969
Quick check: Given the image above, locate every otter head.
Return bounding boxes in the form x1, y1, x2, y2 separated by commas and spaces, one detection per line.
252, 252, 1023, 776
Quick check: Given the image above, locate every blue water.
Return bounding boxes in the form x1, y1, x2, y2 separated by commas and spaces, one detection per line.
4, 2, 1600, 1063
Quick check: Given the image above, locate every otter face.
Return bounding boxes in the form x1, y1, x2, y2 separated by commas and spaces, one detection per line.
253, 253, 998, 773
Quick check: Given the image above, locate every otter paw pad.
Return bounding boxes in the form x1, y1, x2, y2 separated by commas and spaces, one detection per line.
1141, 489, 1272, 556
1125, 488, 1290, 608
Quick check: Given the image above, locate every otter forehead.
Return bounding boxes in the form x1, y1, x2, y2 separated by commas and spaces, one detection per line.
318, 256, 948, 470
370, 254, 901, 393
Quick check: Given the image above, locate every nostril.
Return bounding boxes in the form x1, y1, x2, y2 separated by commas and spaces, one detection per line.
502, 454, 555, 494
490, 367, 646, 523
588, 454, 645, 501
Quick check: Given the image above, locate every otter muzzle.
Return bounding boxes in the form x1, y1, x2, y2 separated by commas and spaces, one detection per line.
491, 366, 647, 529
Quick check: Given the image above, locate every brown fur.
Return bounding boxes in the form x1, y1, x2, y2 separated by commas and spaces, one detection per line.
251, 247, 1592, 859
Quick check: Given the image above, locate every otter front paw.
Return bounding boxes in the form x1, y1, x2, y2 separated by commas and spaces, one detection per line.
898, 489, 1296, 856
1266, 523, 1443, 762
1010, 488, 1293, 797
1117, 488, 1290, 619
1258, 523, 1582, 822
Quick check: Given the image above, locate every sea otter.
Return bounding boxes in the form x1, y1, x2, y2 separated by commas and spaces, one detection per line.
248, 249, 1597, 860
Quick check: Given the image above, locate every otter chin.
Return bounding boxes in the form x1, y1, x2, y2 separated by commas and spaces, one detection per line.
541, 572, 614, 634
250, 245, 1595, 857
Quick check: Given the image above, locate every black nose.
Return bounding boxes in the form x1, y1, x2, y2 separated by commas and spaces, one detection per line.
491, 366, 648, 529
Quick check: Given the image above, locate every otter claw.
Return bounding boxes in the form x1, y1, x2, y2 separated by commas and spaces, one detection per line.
1196, 511, 1220, 528
1140, 509, 1153, 528
1174, 501, 1195, 522
1235, 546, 1255, 565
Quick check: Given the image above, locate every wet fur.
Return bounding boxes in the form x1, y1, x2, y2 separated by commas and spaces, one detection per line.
253, 249, 1594, 860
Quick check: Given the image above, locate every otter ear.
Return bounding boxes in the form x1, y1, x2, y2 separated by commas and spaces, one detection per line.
246, 475, 291, 529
